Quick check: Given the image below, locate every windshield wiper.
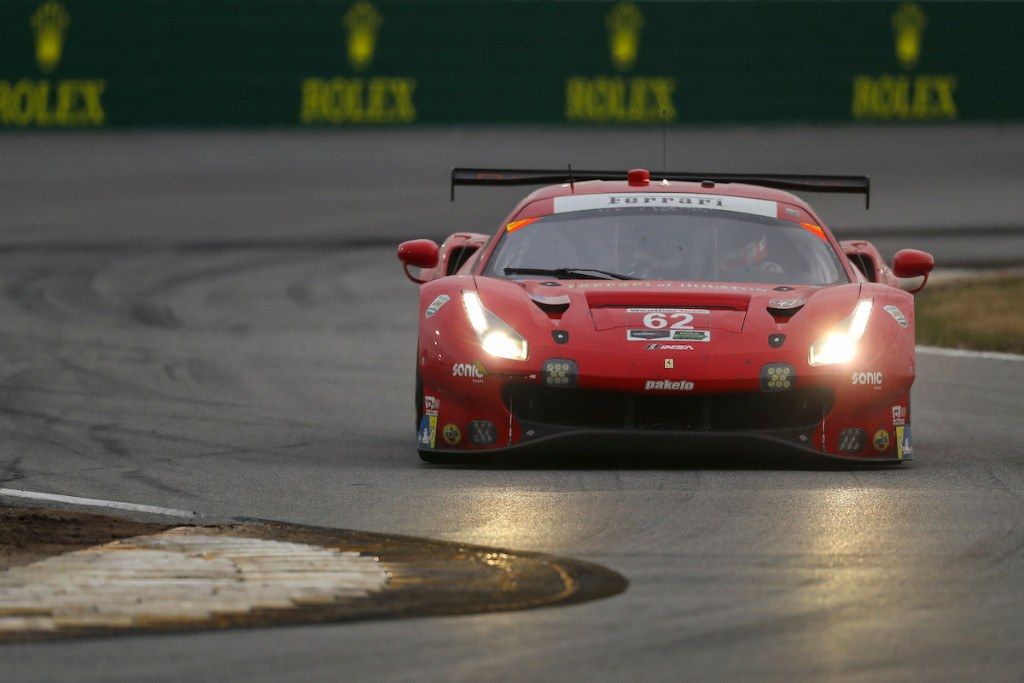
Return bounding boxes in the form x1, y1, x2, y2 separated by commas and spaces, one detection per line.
504, 267, 639, 281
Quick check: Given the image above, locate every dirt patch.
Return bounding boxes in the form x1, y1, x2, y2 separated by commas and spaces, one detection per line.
0, 506, 169, 570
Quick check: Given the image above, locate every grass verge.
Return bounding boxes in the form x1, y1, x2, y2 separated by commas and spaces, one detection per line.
915, 275, 1024, 355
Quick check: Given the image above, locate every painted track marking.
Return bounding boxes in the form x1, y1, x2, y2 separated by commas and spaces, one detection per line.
0, 488, 197, 519
917, 345, 1024, 363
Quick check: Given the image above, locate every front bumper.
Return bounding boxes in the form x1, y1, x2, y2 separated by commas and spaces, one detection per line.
418, 372, 912, 463
421, 426, 906, 465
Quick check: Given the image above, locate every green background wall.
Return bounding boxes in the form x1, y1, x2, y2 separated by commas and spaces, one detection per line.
1, 0, 1021, 128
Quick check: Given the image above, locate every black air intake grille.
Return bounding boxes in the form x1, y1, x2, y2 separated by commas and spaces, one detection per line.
504, 385, 833, 432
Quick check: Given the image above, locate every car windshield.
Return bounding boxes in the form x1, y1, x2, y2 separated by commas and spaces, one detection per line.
483, 205, 847, 285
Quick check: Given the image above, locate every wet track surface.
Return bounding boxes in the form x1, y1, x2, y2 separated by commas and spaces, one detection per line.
3, 127, 1024, 680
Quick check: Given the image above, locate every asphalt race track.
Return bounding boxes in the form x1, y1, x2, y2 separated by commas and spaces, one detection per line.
3, 126, 1024, 681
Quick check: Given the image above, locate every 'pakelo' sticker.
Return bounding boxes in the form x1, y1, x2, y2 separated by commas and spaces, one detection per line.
644, 379, 695, 391
883, 304, 909, 328
425, 294, 450, 318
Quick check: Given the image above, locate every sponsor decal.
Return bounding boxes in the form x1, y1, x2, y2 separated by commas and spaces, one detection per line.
553, 193, 777, 218
884, 304, 909, 328
1, 2, 107, 128
873, 429, 891, 452
896, 425, 913, 460
417, 415, 437, 448
892, 405, 907, 426
424, 395, 440, 415
300, 2, 416, 125
644, 379, 694, 391
672, 330, 710, 341
564, 4, 677, 124
664, 358, 674, 369
425, 294, 450, 318
452, 362, 486, 380
627, 328, 711, 342
852, 371, 883, 386
768, 298, 805, 310
760, 363, 795, 392
644, 343, 694, 351
418, 394, 439, 448
626, 307, 710, 332
442, 423, 461, 446
851, 3, 957, 121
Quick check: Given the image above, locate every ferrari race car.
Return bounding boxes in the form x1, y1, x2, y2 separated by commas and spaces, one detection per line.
398, 168, 934, 463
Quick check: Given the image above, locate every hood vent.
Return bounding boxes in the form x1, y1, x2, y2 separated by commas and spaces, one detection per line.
529, 292, 571, 316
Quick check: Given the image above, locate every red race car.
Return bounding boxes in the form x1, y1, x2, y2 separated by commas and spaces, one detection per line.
398, 168, 934, 464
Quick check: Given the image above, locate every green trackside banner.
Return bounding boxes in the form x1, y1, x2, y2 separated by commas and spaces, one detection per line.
0, 0, 1022, 128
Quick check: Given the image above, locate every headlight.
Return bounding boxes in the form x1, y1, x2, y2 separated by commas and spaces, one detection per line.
462, 291, 529, 360
808, 299, 872, 366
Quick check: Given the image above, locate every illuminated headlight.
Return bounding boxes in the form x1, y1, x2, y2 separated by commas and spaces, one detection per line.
808, 299, 872, 366
462, 291, 529, 360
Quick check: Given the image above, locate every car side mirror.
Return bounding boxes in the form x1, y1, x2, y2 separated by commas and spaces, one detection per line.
892, 249, 934, 293
397, 239, 440, 284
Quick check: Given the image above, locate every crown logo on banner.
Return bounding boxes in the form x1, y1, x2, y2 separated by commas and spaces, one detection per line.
31, 1, 70, 73
606, 2, 643, 71
892, 2, 926, 70
343, 1, 382, 72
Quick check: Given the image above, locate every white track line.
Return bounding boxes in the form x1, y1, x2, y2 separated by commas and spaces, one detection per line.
917, 345, 1024, 363
0, 488, 197, 519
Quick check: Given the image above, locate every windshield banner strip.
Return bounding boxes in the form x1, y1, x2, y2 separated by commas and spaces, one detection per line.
552, 193, 777, 218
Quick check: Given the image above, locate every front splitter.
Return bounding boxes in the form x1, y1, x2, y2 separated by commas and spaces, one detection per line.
423, 426, 906, 466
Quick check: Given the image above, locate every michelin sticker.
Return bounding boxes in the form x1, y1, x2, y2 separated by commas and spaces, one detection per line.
425, 294, 450, 318
884, 304, 909, 328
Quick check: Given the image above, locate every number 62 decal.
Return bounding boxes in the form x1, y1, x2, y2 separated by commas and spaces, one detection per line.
627, 308, 710, 331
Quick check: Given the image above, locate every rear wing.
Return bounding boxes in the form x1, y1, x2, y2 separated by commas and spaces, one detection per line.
450, 167, 870, 208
